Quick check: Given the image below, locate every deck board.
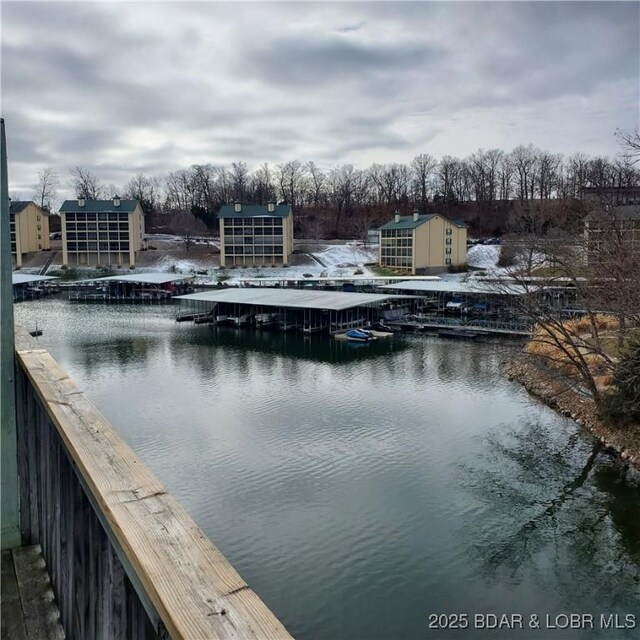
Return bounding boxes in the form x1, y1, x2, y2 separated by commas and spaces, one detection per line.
1, 550, 28, 640
0, 546, 64, 640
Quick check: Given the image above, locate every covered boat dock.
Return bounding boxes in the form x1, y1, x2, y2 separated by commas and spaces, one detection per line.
69, 273, 194, 304
377, 280, 536, 335
12, 274, 59, 302
174, 287, 408, 333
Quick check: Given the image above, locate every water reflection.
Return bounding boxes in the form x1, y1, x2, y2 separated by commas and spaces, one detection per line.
73, 335, 161, 372
465, 420, 640, 636
13, 299, 640, 640
176, 325, 410, 365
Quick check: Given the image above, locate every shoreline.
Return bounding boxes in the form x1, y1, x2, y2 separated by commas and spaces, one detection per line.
505, 355, 640, 470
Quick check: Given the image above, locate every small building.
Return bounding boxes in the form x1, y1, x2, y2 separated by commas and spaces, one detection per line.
581, 186, 640, 206
219, 203, 293, 268
379, 209, 467, 274
10, 201, 50, 267
59, 197, 146, 268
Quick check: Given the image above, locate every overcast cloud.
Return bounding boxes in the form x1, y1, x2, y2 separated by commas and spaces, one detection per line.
1, 1, 638, 196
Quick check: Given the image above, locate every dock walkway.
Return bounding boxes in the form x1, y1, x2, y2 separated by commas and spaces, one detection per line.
1, 546, 64, 640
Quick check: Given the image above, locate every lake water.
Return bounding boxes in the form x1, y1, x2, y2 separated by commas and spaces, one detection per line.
15, 299, 640, 639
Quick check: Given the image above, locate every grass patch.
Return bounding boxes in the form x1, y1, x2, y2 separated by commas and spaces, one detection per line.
370, 265, 405, 277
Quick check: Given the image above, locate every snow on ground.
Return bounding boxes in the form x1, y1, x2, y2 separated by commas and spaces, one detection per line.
311, 242, 378, 269
32, 240, 384, 283
139, 240, 379, 284
467, 245, 500, 270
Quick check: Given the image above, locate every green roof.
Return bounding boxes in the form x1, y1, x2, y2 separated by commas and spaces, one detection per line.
9, 200, 32, 214
379, 214, 436, 230
60, 199, 140, 214
379, 213, 467, 231
218, 204, 292, 219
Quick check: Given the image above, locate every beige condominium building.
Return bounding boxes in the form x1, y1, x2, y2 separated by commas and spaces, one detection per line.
219, 203, 294, 267
379, 209, 467, 274
60, 197, 145, 268
10, 201, 50, 267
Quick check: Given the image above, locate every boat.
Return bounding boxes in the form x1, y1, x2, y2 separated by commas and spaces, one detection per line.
345, 329, 376, 342
255, 312, 278, 328
368, 330, 394, 338
372, 321, 399, 333
438, 329, 479, 341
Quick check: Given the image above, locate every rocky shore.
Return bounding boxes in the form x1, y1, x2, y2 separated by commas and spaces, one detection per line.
505, 355, 640, 470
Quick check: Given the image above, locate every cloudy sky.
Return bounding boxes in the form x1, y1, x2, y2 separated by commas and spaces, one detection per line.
2, 1, 638, 197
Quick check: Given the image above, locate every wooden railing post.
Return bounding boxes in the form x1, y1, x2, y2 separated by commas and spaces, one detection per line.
1, 117, 21, 550
14, 331, 293, 639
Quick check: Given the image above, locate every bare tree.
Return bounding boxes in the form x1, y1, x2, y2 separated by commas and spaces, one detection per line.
411, 153, 437, 211
251, 162, 276, 204
71, 166, 104, 200
510, 145, 539, 203
615, 127, 640, 164
230, 161, 248, 202
124, 173, 161, 212
33, 167, 59, 211
276, 160, 308, 209
165, 169, 194, 213
500, 197, 640, 403
170, 209, 207, 252
306, 161, 327, 209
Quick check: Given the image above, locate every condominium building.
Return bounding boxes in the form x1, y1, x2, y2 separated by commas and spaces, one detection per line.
219, 203, 294, 268
584, 205, 640, 260
10, 201, 50, 267
379, 210, 467, 274
60, 197, 145, 268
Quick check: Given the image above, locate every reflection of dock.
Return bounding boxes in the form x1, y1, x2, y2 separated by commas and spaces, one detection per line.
185, 325, 408, 364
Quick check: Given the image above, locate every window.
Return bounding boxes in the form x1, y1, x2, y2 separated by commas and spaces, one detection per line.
446, 238, 452, 245
445, 258, 451, 265
446, 228, 452, 235
446, 248, 452, 255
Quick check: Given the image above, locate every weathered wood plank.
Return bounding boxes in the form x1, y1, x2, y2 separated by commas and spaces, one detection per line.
16, 336, 292, 639
1, 551, 28, 640
25, 374, 40, 545
16, 368, 31, 542
11, 546, 65, 640
57, 451, 73, 633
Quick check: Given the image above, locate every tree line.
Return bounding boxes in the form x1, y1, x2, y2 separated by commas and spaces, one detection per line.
29, 137, 640, 239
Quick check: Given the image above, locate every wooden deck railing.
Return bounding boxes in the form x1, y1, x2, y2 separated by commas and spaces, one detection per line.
14, 330, 293, 639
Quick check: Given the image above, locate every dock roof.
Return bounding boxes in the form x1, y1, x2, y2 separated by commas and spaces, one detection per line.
235, 275, 441, 285
174, 287, 399, 310
12, 274, 58, 285
76, 273, 193, 284
378, 280, 534, 296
